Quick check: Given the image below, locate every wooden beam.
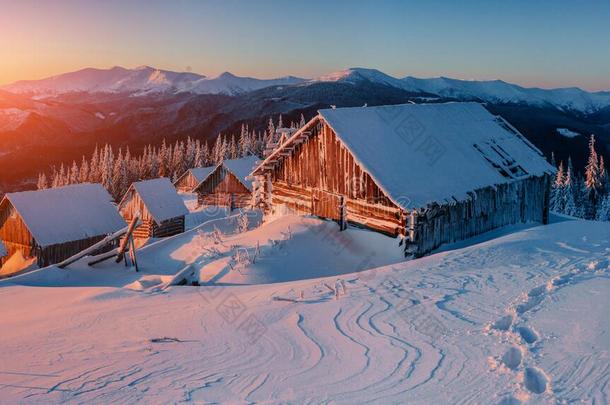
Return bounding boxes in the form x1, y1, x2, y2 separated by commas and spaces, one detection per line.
115, 216, 140, 263
58, 226, 128, 269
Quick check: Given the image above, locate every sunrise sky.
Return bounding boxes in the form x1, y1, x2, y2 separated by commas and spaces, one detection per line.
1, 0, 609, 90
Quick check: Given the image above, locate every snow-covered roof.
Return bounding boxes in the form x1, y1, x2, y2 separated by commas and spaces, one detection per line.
2, 183, 126, 247
124, 178, 189, 224
0, 240, 6, 257
254, 102, 554, 209
222, 156, 259, 191
189, 166, 217, 184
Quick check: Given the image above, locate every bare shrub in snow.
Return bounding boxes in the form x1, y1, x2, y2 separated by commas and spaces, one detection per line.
237, 213, 249, 233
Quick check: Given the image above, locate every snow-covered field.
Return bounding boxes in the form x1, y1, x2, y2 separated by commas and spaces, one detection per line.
0, 214, 609, 404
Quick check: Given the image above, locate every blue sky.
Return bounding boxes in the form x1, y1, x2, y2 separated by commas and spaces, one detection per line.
2, 0, 609, 90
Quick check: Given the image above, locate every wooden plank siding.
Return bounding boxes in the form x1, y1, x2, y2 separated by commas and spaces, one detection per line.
0, 200, 116, 268
261, 120, 406, 236
174, 172, 200, 192
119, 190, 185, 238
409, 174, 551, 257
195, 166, 252, 210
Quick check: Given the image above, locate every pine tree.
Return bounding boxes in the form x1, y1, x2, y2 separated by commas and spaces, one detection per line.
36, 173, 48, 190
200, 142, 210, 166
563, 160, 580, 217
599, 155, 607, 196
69, 160, 79, 184
585, 135, 601, 193
79, 155, 89, 183
299, 113, 306, 128
267, 117, 276, 143
582, 135, 602, 218
596, 193, 610, 221
229, 134, 238, 159
550, 161, 565, 212
213, 135, 225, 164
89, 145, 100, 183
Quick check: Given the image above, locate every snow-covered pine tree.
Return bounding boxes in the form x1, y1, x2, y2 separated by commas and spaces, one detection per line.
79, 155, 89, 183
69, 161, 79, 184
186, 137, 197, 170
599, 155, 607, 196
596, 193, 610, 221
229, 134, 238, 159
299, 113, 306, 129
266, 117, 275, 144
584, 135, 601, 218
563, 157, 580, 217
213, 135, 225, 164
101, 145, 114, 192
89, 145, 100, 183
550, 160, 565, 212
171, 141, 185, 181
202, 141, 210, 166
36, 173, 48, 190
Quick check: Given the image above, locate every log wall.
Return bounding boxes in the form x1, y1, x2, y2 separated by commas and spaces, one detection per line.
195, 166, 252, 210
174, 172, 199, 192
408, 174, 551, 257
263, 121, 405, 235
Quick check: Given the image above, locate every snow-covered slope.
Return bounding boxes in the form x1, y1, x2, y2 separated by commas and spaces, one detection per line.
2, 66, 306, 96
0, 214, 609, 403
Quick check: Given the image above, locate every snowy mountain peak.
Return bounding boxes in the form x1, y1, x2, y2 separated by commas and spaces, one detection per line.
2, 66, 610, 113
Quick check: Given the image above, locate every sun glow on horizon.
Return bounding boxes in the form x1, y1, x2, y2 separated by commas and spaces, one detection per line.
1, 0, 609, 91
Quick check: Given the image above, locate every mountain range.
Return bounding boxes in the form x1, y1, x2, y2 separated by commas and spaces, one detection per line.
1, 66, 609, 193
4, 66, 610, 114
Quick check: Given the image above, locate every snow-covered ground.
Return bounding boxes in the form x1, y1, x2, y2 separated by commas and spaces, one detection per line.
0, 214, 608, 404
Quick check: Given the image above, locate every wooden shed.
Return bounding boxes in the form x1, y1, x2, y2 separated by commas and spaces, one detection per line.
251, 102, 554, 257
173, 166, 217, 192
0, 183, 126, 268
193, 156, 259, 210
118, 178, 189, 238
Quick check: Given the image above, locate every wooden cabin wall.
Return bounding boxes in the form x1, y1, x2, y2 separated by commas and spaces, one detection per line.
120, 191, 154, 224
120, 191, 185, 238
265, 121, 405, 235
0, 201, 35, 266
196, 167, 252, 209
409, 174, 551, 257
175, 173, 199, 192
38, 236, 117, 268
132, 216, 185, 238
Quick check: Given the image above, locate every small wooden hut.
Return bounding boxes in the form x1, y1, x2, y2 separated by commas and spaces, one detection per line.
173, 166, 217, 192
0, 183, 126, 268
251, 102, 554, 257
193, 156, 259, 209
118, 178, 189, 238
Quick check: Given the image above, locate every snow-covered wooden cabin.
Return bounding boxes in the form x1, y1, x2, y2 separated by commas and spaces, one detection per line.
173, 166, 217, 192
251, 103, 554, 257
0, 183, 126, 268
118, 178, 189, 238
193, 156, 259, 209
